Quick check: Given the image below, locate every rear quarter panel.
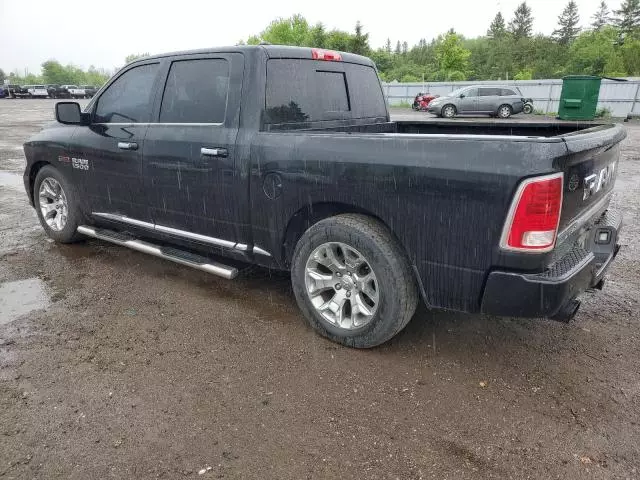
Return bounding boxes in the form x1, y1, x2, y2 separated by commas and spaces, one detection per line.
250, 132, 568, 311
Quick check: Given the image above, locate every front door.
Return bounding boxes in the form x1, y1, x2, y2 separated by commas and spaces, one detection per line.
143, 54, 245, 248
458, 87, 479, 113
68, 62, 162, 222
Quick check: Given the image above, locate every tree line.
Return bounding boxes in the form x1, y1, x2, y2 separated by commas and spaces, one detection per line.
3, 1, 639, 86
0, 53, 151, 87
242, 0, 640, 82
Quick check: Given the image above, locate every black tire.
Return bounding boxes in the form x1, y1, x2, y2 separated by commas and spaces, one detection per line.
442, 104, 456, 118
291, 214, 419, 348
33, 165, 83, 243
497, 104, 513, 119
523, 103, 533, 114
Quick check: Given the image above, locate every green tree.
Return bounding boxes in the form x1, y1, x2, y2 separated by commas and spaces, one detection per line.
509, 2, 534, 39
0, 68, 6, 84
514, 68, 534, 79
325, 30, 353, 51
434, 31, 471, 80
614, 0, 640, 37
568, 26, 626, 75
125, 53, 149, 64
308, 23, 327, 48
385, 38, 392, 53
350, 21, 370, 55
553, 1, 581, 44
41, 60, 73, 84
258, 14, 310, 45
487, 12, 507, 38
592, 1, 611, 30
394, 41, 401, 55
621, 37, 640, 73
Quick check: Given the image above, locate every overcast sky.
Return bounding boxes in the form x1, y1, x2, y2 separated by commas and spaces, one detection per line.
0, 0, 623, 74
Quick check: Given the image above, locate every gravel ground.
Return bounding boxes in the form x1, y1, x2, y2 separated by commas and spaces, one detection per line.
0, 100, 639, 480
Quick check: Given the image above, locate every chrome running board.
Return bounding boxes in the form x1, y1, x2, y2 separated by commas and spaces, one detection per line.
77, 225, 238, 279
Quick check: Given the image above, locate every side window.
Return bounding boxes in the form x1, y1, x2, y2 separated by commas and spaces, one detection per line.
501, 88, 517, 96
94, 63, 159, 123
464, 88, 478, 97
479, 87, 501, 96
160, 59, 229, 123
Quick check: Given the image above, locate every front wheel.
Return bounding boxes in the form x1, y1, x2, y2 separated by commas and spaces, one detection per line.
34, 165, 83, 243
497, 104, 513, 119
291, 214, 418, 348
442, 104, 456, 118
523, 103, 533, 114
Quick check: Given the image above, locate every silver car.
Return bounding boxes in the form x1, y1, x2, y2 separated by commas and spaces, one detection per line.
428, 85, 525, 119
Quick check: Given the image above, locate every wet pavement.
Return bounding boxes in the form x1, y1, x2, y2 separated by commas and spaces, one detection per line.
0, 100, 639, 479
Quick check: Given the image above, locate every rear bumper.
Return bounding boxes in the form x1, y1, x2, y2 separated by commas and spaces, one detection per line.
481, 209, 622, 319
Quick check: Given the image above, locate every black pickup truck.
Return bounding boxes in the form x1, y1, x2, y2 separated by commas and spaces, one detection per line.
23, 45, 625, 347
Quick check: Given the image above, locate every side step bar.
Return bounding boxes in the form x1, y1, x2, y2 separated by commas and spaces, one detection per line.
77, 226, 238, 279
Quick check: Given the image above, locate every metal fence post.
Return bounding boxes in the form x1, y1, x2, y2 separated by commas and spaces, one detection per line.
545, 83, 554, 114
631, 82, 640, 114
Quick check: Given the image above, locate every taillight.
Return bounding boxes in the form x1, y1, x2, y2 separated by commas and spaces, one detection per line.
311, 48, 342, 61
500, 173, 563, 252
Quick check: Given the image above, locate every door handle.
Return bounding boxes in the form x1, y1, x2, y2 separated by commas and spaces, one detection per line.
118, 142, 138, 150
201, 147, 228, 158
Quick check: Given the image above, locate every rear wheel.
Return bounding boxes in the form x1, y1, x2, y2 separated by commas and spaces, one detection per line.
497, 104, 513, 119
34, 166, 83, 243
442, 104, 456, 118
291, 214, 418, 348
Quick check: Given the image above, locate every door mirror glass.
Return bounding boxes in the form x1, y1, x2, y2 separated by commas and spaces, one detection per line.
56, 102, 85, 125
459, 94, 465, 98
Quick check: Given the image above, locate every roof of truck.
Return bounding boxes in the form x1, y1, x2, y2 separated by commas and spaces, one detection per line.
130, 45, 375, 68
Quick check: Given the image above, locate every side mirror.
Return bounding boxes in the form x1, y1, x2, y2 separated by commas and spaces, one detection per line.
55, 102, 88, 125
459, 94, 466, 98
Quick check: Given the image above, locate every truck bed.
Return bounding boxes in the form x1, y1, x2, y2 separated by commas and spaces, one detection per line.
276, 118, 609, 139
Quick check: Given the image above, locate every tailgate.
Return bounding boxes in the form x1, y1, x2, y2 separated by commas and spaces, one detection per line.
557, 124, 626, 237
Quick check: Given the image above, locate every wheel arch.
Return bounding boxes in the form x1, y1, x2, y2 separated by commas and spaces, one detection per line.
282, 202, 398, 267
27, 161, 52, 205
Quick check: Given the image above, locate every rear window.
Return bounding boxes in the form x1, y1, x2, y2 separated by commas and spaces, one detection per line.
265, 59, 386, 125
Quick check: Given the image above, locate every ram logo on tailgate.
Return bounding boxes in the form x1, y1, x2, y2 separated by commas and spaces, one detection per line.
583, 162, 616, 201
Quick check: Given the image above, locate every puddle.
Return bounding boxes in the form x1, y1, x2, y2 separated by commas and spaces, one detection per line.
0, 278, 50, 325
0, 171, 23, 188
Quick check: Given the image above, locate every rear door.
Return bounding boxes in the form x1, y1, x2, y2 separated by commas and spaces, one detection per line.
143, 53, 245, 248
458, 87, 478, 113
68, 61, 161, 222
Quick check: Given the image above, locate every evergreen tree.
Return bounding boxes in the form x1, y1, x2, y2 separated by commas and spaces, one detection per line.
553, 1, 581, 44
487, 12, 507, 38
591, 1, 611, 30
350, 21, 370, 55
385, 38, 392, 53
509, 2, 534, 39
402, 41, 409, 54
394, 41, 402, 55
614, 0, 640, 37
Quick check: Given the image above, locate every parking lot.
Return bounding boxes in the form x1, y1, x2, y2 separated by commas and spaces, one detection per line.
0, 99, 639, 479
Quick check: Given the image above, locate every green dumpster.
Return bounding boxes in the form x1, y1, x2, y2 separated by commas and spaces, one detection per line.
558, 75, 602, 120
